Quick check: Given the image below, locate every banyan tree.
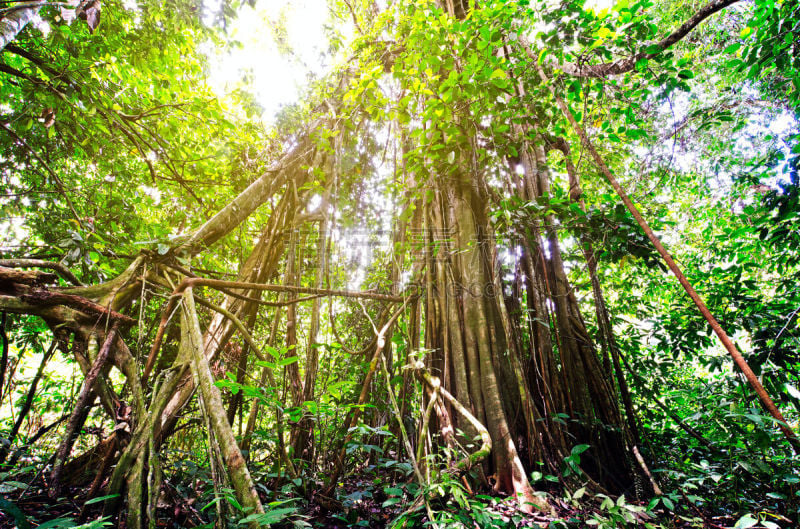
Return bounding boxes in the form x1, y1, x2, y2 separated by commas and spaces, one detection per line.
0, 0, 796, 526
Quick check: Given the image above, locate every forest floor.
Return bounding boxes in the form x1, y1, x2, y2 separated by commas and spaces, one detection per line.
0, 469, 747, 529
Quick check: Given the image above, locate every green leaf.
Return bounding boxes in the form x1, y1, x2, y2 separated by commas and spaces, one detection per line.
238, 507, 297, 526
0, 497, 30, 529
85, 494, 120, 505
0, 480, 28, 492
733, 514, 758, 529
35, 518, 78, 529
723, 43, 742, 54
278, 356, 299, 366
571, 444, 590, 455
255, 360, 276, 370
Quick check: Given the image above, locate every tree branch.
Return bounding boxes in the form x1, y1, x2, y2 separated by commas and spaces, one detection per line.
143, 275, 416, 382
0, 259, 84, 286
561, 0, 741, 78
51, 324, 118, 497
0, 121, 84, 229
534, 58, 800, 452
19, 289, 136, 326
0, 1, 44, 52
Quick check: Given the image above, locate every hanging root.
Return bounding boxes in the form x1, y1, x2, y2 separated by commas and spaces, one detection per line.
408, 362, 491, 472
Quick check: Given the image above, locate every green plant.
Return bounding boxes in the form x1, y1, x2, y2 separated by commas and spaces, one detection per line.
586, 494, 646, 528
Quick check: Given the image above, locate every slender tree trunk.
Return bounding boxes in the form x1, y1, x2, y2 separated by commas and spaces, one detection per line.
159, 195, 297, 439
284, 230, 303, 407
534, 60, 800, 450
51, 325, 118, 497
0, 312, 8, 403
0, 339, 56, 464
292, 215, 328, 461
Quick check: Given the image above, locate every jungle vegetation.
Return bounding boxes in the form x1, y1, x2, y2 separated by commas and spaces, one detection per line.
0, 0, 798, 527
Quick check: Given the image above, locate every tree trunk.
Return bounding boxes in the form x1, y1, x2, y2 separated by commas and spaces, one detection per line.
182, 289, 265, 526
0, 2, 44, 52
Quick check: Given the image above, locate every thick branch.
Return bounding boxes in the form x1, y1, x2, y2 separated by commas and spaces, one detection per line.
180, 136, 316, 254
181, 289, 265, 524
0, 259, 84, 286
164, 263, 322, 307
192, 294, 276, 379
0, 265, 57, 287
143, 276, 413, 381
20, 290, 136, 327
0, 1, 44, 51
4, 44, 74, 83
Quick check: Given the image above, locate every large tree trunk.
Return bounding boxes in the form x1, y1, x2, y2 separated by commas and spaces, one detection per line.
407, 3, 638, 509
420, 118, 638, 513
422, 148, 549, 511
